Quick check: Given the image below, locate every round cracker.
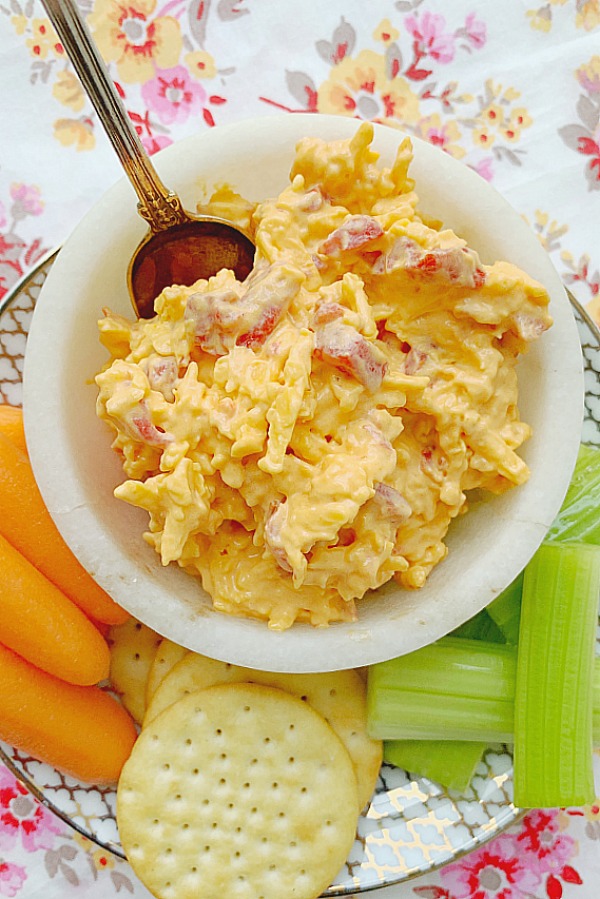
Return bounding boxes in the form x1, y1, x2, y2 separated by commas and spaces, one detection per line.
118, 683, 358, 899
108, 619, 162, 724
144, 653, 382, 810
145, 638, 187, 704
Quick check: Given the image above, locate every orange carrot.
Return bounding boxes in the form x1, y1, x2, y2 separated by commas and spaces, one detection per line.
0, 432, 129, 625
0, 642, 137, 784
0, 533, 110, 685
0, 404, 27, 454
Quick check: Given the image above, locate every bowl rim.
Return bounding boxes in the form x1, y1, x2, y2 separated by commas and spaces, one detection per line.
22, 113, 584, 672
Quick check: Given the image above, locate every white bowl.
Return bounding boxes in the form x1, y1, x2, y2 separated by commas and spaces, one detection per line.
22, 114, 584, 672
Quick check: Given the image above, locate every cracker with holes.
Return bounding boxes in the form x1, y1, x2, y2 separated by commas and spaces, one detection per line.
108, 619, 162, 724
145, 638, 187, 705
117, 682, 359, 899
144, 653, 382, 812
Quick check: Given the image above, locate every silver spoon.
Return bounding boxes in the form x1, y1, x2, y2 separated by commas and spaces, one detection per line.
41, 0, 255, 320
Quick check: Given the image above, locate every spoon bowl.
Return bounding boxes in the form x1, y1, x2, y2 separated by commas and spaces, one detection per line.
129, 217, 255, 320
41, 0, 255, 320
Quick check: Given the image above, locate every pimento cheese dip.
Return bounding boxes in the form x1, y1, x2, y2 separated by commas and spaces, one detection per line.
95, 123, 552, 630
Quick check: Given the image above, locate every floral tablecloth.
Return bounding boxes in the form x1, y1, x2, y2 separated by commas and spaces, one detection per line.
1, 0, 600, 897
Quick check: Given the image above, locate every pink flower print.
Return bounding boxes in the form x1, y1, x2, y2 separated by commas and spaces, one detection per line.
142, 133, 173, 155
141, 66, 206, 125
515, 809, 578, 876
440, 832, 541, 899
471, 157, 494, 181
405, 12, 455, 64
0, 861, 26, 898
0, 202, 6, 230
0, 769, 62, 852
464, 12, 487, 49
9, 184, 44, 220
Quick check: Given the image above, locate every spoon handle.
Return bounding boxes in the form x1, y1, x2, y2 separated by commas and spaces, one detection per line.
41, 0, 188, 232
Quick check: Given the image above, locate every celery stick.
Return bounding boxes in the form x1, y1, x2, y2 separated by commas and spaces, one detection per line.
513, 542, 600, 809
367, 638, 517, 742
595, 661, 600, 744
383, 740, 486, 792
486, 444, 600, 641
450, 608, 506, 643
368, 680, 515, 741
367, 638, 600, 745
370, 637, 517, 702
486, 572, 523, 644
546, 444, 600, 545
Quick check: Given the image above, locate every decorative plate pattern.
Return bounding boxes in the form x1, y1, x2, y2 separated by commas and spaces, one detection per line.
0, 253, 599, 894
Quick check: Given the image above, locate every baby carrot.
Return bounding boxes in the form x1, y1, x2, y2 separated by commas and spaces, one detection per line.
0, 404, 27, 454
0, 533, 110, 685
0, 432, 129, 625
0, 642, 137, 784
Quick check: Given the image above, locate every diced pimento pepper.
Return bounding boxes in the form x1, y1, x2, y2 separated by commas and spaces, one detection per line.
264, 501, 293, 573
313, 321, 388, 392
512, 311, 551, 341
184, 287, 240, 356
185, 263, 303, 355
313, 302, 345, 326
124, 403, 173, 447
372, 236, 486, 288
372, 482, 412, 524
298, 188, 324, 212
403, 345, 428, 375
420, 445, 448, 479
146, 355, 178, 401
237, 304, 285, 349
319, 215, 384, 256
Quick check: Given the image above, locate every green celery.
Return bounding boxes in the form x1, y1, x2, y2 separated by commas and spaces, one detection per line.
484, 444, 600, 644
546, 444, 600, 545
367, 638, 517, 742
513, 542, 600, 809
595, 661, 600, 743
450, 608, 506, 643
486, 572, 524, 644
383, 740, 486, 792
367, 637, 600, 745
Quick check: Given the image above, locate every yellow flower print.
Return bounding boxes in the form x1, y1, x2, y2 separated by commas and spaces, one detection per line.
486, 80, 521, 104
588, 292, 600, 327
71, 830, 115, 869
526, 209, 568, 253
317, 49, 420, 125
526, 8, 552, 32
52, 71, 86, 112
26, 18, 64, 60
373, 18, 400, 44
472, 82, 532, 150
185, 49, 217, 79
11, 14, 27, 35
500, 107, 533, 142
54, 117, 96, 151
576, 55, 600, 93
472, 125, 495, 149
583, 800, 600, 822
72, 832, 94, 852
414, 114, 466, 159
92, 849, 115, 871
88, 0, 182, 84
576, 0, 600, 30
527, 0, 598, 31
481, 103, 505, 127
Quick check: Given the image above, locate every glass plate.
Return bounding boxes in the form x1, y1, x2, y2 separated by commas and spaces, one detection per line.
1, 251, 599, 894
